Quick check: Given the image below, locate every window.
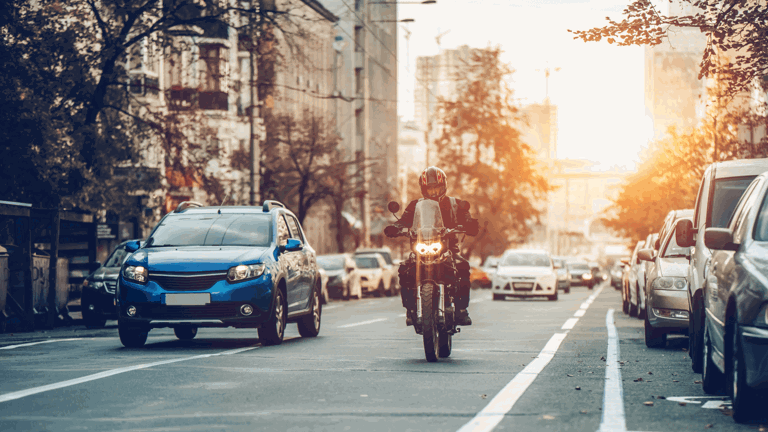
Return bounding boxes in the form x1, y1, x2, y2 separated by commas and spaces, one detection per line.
355, 256, 379, 269
285, 215, 304, 243
732, 181, 762, 243
148, 214, 272, 247
355, 68, 363, 94
693, 174, 706, 229
502, 253, 551, 267
199, 44, 229, 92
662, 223, 691, 258
277, 214, 290, 246
709, 177, 756, 228
354, 26, 364, 52
104, 246, 130, 268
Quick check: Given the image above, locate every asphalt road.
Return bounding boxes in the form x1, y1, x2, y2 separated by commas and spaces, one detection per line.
0, 282, 765, 431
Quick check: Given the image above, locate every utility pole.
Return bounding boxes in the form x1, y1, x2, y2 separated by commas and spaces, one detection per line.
360, 0, 372, 247
248, 1, 261, 206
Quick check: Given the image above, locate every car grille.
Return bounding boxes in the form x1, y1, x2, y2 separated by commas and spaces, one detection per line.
104, 281, 117, 294
513, 282, 534, 291
139, 304, 241, 319
149, 272, 228, 291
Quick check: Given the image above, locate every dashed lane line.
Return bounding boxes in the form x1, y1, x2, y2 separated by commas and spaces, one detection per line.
337, 318, 388, 328
574, 309, 586, 317
561, 318, 579, 330
0, 345, 261, 404
0, 338, 84, 351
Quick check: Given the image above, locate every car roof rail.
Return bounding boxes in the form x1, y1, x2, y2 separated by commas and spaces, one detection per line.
262, 200, 286, 212
174, 201, 204, 213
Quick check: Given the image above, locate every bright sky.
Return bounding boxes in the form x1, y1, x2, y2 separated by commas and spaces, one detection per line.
396, 0, 661, 171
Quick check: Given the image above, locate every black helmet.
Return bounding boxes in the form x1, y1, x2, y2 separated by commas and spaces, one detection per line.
419, 166, 447, 200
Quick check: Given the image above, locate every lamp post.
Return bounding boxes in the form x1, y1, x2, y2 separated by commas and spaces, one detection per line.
371, 18, 415, 22
371, 1, 435, 3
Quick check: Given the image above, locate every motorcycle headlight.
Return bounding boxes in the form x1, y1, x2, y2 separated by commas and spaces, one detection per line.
415, 242, 442, 255
228, 264, 266, 282
651, 276, 686, 291
123, 266, 148, 284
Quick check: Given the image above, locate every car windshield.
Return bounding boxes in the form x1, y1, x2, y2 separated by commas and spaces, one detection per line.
569, 263, 590, 271
413, 199, 443, 244
355, 256, 379, 268
663, 224, 691, 258
483, 257, 498, 267
148, 214, 271, 247
710, 177, 755, 228
753, 193, 768, 241
104, 246, 130, 268
502, 253, 550, 267
317, 256, 346, 270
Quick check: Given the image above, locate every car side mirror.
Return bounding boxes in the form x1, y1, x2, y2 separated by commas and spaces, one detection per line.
676, 219, 695, 248
346, 267, 354, 273
654, 238, 661, 250
637, 249, 656, 262
387, 201, 400, 214
124, 240, 141, 253
282, 238, 303, 252
704, 228, 738, 251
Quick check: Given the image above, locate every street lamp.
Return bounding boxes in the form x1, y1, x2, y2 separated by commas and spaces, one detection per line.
371, 1, 435, 3
371, 18, 415, 22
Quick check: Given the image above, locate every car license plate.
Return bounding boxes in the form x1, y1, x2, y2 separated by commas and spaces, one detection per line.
514, 282, 534, 289
164, 293, 210, 306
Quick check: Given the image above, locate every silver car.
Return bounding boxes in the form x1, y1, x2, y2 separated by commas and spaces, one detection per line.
639, 212, 694, 348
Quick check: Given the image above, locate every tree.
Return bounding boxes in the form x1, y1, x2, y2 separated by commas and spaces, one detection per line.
433, 47, 554, 261
569, 0, 767, 96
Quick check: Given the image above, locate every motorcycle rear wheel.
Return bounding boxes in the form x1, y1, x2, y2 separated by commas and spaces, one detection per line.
421, 283, 439, 362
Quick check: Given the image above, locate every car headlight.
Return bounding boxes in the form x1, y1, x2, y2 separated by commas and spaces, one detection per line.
651, 276, 686, 291
415, 242, 442, 255
228, 264, 266, 282
123, 266, 148, 284
582, 273, 593, 280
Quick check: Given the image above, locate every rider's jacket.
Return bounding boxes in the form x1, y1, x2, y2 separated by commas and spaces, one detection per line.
393, 197, 479, 251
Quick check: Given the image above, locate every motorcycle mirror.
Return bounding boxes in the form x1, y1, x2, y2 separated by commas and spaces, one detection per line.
387, 201, 400, 214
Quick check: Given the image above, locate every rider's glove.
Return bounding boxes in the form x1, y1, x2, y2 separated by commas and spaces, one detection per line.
384, 225, 401, 238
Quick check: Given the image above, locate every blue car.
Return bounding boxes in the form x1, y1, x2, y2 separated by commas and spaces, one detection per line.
116, 200, 321, 348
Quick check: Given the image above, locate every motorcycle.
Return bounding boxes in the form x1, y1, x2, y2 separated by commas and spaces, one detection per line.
384, 199, 466, 362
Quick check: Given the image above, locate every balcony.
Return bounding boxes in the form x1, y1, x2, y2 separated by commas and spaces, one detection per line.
129, 73, 160, 97
168, 87, 228, 111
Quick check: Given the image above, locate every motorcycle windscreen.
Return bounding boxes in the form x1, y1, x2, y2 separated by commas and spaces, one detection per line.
413, 199, 444, 246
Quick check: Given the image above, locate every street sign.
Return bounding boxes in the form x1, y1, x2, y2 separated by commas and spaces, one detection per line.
96, 224, 118, 240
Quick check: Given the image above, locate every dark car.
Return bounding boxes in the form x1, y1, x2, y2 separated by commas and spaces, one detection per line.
609, 263, 624, 290
81, 239, 143, 328
567, 261, 594, 289
700, 172, 768, 423
552, 257, 571, 293
317, 253, 362, 300
116, 200, 322, 348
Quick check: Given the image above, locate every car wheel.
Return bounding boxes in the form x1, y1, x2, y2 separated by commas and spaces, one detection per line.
547, 291, 558, 301
298, 288, 322, 338
629, 300, 638, 318
174, 326, 198, 340
493, 294, 504, 301
83, 310, 107, 329
622, 288, 629, 314
644, 315, 666, 348
373, 281, 384, 298
118, 319, 148, 348
702, 321, 725, 394
730, 321, 758, 423
259, 288, 287, 346
690, 303, 704, 374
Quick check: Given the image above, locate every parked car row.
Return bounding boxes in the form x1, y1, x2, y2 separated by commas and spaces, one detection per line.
618, 157, 768, 424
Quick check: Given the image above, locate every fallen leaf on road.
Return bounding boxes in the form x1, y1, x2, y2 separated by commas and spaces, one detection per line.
600, 356, 606, 361
644, 401, 654, 406
589, 371, 594, 374
648, 371, 653, 375
694, 380, 702, 384
580, 410, 588, 414
542, 415, 555, 420
634, 378, 644, 382
656, 396, 666, 399
705, 424, 713, 429
682, 348, 688, 352
361, 395, 368, 397
672, 380, 679, 383
567, 374, 574, 377
575, 386, 581, 390
480, 394, 487, 399
679, 402, 687, 406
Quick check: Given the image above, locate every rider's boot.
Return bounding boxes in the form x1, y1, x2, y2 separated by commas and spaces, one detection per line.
405, 309, 418, 326
455, 309, 472, 326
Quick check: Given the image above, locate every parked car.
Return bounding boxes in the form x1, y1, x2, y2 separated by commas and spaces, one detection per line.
81, 239, 144, 328
481, 256, 500, 280
623, 241, 644, 315
632, 232, 660, 319
116, 200, 322, 348
609, 262, 624, 290
638, 212, 694, 348
552, 257, 571, 293
354, 253, 392, 297
355, 248, 398, 295
700, 172, 768, 422
567, 260, 594, 289
492, 249, 558, 301
316, 253, 362, 300
316, 267, 330, 305
676, 158, 768, 374
470, 266, 491, 289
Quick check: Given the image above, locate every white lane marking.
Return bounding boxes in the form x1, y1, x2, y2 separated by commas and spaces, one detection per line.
470, 298, 483, 304
598, 309, 626, 432
322, 304, 341, 311
561, 318, 579, 330
457, 332, 568, 432
398, 313, 406, 317
580, 302, 590, 309
574, 309, 586, 317
665, 396, 725, 405
702, 400, 731, 409
337, 318, 388, 328
0, 346, 259, 403
0, 338, 84, 350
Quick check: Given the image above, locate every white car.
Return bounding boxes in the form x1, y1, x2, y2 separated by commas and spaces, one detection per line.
354, 253, 391, 297
492, 249, 558, 301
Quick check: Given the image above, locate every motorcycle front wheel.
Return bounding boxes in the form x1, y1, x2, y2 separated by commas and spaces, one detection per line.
421, 282, 439, 362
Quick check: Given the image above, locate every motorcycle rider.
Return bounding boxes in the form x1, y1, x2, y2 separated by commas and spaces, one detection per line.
385, 166, 479, 327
